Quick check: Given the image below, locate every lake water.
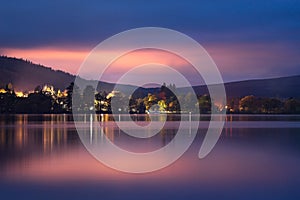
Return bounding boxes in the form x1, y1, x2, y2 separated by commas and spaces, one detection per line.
0, 114, 300, 200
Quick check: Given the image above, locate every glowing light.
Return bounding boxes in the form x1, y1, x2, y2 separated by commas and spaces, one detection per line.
106, 90, 119, 99
42, 84, 55, 96
15, 91, 27, 97
57, 89, 68, 98
0, 89, 6, 94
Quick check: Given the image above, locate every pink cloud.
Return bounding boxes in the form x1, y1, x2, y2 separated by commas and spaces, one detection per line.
2, 41, 299, 85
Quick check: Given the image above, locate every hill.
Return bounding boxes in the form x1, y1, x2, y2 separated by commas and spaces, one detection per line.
188, 75, 300, 99
0, 56, 299, 98
0, 56, 75, 91
0, 56, 130, 92
225, 76, 300, 98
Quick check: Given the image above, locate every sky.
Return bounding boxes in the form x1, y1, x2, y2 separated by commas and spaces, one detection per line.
0, 0, 300, 85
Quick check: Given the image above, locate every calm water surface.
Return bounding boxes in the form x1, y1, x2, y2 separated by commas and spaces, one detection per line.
0, 114, 300, 200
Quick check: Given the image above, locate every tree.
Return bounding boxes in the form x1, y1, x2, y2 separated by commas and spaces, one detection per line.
144, 93, 157, 111
239, 95, 261, 113
15, 93, 52, 114
110, 91, 128, 113
136, 98, 146, 114
261, 98, 283, 113
181, 92, 197, 112
158, 99, 167, 112
34, 85, 41, 93
82, 85, 95, 111
284, 98, 300, 114
66, 82, 81, 112
198, 95, 211, 114
5, 83, 14, 93
0, 92, 16, 113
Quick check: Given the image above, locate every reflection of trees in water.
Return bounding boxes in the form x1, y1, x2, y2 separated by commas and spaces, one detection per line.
95, 118, 179, 153
0, 115, 80, 168
160, 127, 177, 147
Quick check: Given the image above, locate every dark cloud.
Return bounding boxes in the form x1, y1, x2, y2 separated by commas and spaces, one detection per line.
0, 0, 300, 48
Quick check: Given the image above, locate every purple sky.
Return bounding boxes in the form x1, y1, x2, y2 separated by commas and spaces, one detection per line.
1, 0, 300, 85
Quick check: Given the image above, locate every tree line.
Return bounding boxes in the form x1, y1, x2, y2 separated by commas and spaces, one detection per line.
234, 95, 300, 114
0, 82, 299, 114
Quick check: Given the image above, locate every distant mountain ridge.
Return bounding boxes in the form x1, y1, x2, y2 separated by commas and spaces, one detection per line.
0, 56, 299, 98
224, 76, 300, 98
188, 75, 300, 99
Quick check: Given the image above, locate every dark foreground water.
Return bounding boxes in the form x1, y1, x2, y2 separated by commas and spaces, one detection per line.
0, 114, 300, 200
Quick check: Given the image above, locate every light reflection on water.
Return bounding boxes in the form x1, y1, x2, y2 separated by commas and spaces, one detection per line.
0, 114, 300, 200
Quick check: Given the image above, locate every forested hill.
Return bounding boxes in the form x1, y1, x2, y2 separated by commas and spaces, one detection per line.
1, 56, 300, 98
0, 56, 75, 91
0, 56, 120, 92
